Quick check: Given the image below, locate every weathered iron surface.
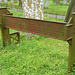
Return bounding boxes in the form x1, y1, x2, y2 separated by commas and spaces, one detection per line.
0, 23, 1, 27
0, 8, 11, 24
4, 15, 73, 41
10, 32, 20, 44
0, 8, 75, 73
64, 24, 73, 41
68, 14, 75, 72
0, 8, 14, 46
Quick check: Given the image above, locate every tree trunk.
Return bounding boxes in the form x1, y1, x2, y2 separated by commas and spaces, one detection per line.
22, 0, 43, 39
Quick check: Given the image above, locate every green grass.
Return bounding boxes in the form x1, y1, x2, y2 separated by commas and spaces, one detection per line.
8, 9, 64, 22
0, 0, 69, 16
0, 35, 69, 75
0, 9, 75, 75
43, 0, 69, 15
0, 1, 21, 9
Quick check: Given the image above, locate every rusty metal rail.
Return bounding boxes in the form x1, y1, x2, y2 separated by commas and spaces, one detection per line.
0, 8, 75, 73
0, 8, 12, 24
3, 15, 73, 41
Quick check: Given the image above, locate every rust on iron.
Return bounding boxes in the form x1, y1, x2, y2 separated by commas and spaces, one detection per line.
0, 8, 11, 24
64, 24, 73, 41
10, 32, 20, 44
64, 17, 73, 41
0, 8, 19, 46
3, 15, 69, 41
0, 8, 75, 73
0, 23, 1, 27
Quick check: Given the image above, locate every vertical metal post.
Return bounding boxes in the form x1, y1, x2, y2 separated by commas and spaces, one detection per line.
68, 43, 72, 72
1, 15, 11, 47
68, 13, 75, 72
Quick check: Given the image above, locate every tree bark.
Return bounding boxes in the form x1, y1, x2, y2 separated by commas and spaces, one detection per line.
22, 0, 43, 39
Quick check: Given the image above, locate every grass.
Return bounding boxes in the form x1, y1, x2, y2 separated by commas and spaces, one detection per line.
0, 0, 69, 16
0, 36, 69, 75
43, 0, 69, 15
0, 9, 75, 75
9, 9, 64, 22
0, 1, 21, 8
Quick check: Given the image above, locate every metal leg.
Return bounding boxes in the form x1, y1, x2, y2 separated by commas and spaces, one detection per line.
1, 27, 11, 47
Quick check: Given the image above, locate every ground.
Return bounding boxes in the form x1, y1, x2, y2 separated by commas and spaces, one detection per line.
0, 1, 75, 75
0, 0, 69, 15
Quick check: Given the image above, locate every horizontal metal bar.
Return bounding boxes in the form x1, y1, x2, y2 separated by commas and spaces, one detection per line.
10, 32, 20, 35
3, 15, 73, 41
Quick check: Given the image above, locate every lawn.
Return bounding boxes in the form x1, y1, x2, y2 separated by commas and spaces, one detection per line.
0, 0, 69, 16
8, 9, 64, 22
0, 9, 75, 75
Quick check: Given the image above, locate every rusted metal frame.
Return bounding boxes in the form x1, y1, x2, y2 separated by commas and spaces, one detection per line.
68, 13, 75, 72
11, 36, 18, 43
0, 8, 7, 24
0, 8, 75, 73
3, 14, 67, 24
10, 32, 20, 44
4, 15, 74, 41
3, 14, 75, 72
67, 39, 72, 45
65, 13, 74, 72
1, 15, 11, 47
64, 24, 73, 41
11, 37, 19, 44
7, 13, 13, 16
4, 15, 70, 41
0, 8, 9, 47
0, 8, 17, 46
64, 14, 73, 41
0, 7, 12, 14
